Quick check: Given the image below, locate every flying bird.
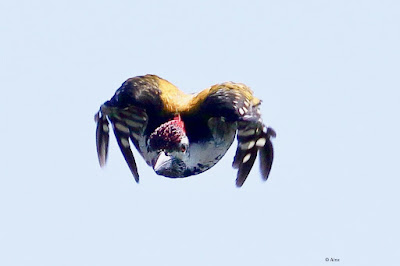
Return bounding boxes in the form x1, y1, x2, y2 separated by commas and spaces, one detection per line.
95, 74, 275, 187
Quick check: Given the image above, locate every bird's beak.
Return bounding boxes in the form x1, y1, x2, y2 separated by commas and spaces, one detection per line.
153, 152, 173, 174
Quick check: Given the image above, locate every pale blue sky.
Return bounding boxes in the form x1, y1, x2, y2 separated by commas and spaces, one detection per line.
1, 0, 399, 265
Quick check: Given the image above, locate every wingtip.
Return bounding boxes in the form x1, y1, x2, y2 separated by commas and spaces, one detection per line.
260, 167, 272, 181
111, 120, 141, 185
133, 171, 140, 183
235, 178, 245, 188
96, 111, 110, 168
259, 131, 274, 181
98, 156, 107, 168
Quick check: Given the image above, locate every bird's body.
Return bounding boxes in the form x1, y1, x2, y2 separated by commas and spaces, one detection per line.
95, 74, 275, 187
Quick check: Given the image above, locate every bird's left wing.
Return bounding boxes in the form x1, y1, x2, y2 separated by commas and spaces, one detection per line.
197, 82, 276, 187
94, 75, 164, 182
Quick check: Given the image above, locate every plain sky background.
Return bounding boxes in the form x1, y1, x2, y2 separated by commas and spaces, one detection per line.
1, 0, 399, 265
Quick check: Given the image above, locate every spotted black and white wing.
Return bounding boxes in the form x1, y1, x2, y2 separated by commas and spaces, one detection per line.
95, 76, 163, 182
200, 82, 276, 187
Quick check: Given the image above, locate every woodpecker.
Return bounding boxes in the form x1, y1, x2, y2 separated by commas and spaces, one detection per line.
95, 74, 276, 187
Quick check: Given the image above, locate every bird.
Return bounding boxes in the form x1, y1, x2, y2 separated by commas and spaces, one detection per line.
94, 74, 276, 187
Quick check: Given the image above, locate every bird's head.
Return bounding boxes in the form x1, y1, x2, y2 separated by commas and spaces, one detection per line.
148, 115, 189, 177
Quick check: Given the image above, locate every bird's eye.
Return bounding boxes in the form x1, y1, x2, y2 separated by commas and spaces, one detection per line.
180, 144, 187, 153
